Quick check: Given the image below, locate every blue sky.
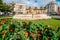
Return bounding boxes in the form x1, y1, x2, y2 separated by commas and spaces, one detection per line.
3, 0, 60, 8
57, 0, 60, 2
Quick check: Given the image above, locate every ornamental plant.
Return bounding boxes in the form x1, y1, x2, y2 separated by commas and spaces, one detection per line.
0, 18, 60, 40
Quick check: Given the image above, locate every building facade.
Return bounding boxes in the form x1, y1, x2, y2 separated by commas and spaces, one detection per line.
58, 7, 60, 14
14, 0, 58, 15
45, 0, 58, 15
14, 3, 26, 14
14, 3, 46, 14
26, 9, 46, 14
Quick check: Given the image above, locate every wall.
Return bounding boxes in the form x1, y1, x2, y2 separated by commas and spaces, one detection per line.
13, 14, 51, 20
58, 7, 60, 14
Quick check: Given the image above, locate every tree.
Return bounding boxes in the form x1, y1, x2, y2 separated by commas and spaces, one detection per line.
0, 0, 3, 4
0, 0, 3, 11
28, 6, 33, 13
0, 3, 9, 12
34, 7, 38, 9
40, 6, 43, 9
29, 6, 32, 9
0, 0, 10, 12
9, 3, 15, 12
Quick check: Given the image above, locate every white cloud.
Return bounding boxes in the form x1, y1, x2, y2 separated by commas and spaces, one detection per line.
3, 0, 60, 8
23, 0, 52, 8
3, 0, 19, 3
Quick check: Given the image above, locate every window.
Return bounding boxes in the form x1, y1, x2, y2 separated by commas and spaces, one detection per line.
19, 5, 23, 9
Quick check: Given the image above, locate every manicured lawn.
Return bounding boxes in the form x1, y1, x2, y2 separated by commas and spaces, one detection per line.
0, 16, 12, 19
20, 19, 60, 27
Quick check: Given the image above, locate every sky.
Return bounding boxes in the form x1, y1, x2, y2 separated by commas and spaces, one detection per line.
3, 0, 60, 8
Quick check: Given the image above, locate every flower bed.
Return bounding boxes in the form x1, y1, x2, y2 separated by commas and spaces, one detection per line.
0, 18, 60, 40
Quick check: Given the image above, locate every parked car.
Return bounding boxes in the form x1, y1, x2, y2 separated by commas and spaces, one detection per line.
4, 12, 11, 16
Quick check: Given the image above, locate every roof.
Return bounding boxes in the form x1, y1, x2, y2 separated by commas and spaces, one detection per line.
26, 9, 45, 10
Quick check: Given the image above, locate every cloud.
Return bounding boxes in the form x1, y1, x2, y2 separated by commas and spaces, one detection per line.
3, 0, 60, 8
3, 0, 22, 3
24, 0, 53, 8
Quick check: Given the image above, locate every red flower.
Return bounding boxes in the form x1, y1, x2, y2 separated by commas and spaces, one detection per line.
8, 25, 11, 28
25, 32, 28, 38
49, 26, 52, 28
55, 25, 58, 29
22, 22, 27, 26
2, 34, 5, 38
10, 29, 13, 32
52, 30, 55, 33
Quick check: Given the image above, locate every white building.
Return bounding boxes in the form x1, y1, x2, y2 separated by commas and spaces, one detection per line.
13, 2, 51, 20
14, 3, 26, 14
45, 0, 58, 15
